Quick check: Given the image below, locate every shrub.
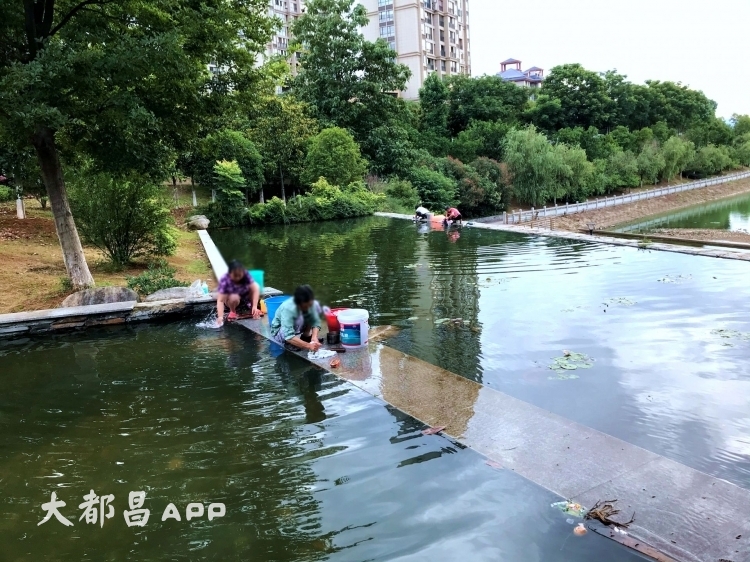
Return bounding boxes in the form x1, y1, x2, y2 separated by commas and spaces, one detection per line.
0, 185, 12, 202
69, 173, 177, 266
246, 179, 383, 225
385, 179, 419, 207
202, 160, 247, 227
126, 260, 188, 296
301, 127, 367, 187
407, 166, 456, 210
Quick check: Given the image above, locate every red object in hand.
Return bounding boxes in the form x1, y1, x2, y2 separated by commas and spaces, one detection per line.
324, 308, 349, 332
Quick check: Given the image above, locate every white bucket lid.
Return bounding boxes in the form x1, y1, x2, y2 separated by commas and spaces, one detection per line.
337, 308, 369, 321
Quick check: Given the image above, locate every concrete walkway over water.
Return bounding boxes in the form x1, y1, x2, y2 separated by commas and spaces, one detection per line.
201, 227, 750, 562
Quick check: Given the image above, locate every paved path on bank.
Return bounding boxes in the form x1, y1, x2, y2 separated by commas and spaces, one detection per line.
479, 170, 750, 224
200, 228, 750, 562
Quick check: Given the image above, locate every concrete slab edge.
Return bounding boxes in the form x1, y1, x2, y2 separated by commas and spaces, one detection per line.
374, 212, 750, 263
197, 229, 228, 280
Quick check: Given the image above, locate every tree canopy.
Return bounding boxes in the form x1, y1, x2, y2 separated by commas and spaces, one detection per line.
0, 0, 274, 287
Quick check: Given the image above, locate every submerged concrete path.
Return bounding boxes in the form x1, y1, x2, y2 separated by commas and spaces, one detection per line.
375, 212, 750, 263
200, 229, 750, 562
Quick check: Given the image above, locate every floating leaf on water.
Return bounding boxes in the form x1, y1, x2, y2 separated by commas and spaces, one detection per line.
549, 351, 593, 377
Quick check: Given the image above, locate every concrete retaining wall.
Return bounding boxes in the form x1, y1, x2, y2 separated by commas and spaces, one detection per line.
0, 296, 216, 339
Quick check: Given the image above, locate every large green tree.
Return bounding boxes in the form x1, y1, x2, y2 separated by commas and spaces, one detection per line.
248, 95, 319, 202
0, 0, 273, 287
535, 64, 611, 131
444, 74, 529, 136
291, 0, 411, 145
301, 127, 367, 187
193, 129, 264, 201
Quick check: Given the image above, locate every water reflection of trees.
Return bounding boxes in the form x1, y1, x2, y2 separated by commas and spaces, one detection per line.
424, 232, 483, 382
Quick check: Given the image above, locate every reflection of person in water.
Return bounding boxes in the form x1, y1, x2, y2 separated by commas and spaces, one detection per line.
447, 229, 461, 243
274, 353, 327, 423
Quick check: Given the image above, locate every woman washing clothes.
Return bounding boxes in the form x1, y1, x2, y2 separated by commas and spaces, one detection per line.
270, 285, 322, 352
215, 260, 261, 327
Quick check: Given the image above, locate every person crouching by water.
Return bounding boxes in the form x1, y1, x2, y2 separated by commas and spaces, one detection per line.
444, 206, 462, 227
215, 260, 261, 326
271, 285, 322, 352
415, 205, 430, 222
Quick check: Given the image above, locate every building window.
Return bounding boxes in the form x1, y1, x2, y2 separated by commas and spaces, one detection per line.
439, 15, 445, 27
441, 60, 446, 71
379, 0, 393, 6
379, 10, 394, 22
379, 25, 394, 37
389, 41, 396, 50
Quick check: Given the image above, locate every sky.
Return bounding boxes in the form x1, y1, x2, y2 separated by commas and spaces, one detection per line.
470, 0, 750, 118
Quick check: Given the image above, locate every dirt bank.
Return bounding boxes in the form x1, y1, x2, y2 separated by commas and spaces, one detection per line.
650, 228, 750, 245
0, 201, 212, 314
551, 176, 750, 232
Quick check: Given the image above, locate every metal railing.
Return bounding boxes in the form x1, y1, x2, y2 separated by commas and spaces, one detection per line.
474, 171, 750, 225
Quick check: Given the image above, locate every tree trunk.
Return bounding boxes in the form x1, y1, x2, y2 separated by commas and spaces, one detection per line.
259, 187, 265, 204
279, 165, 286, 203
190, 177, 197, 207
31, 127, 95, 289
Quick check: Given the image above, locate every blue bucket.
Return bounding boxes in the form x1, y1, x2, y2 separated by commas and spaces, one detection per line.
264, 295, 289, 323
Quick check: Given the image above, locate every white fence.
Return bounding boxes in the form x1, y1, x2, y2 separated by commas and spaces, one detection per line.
475, 171, 750, 225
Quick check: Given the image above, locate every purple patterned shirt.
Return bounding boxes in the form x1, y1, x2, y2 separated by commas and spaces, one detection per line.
217, 271, 254, 298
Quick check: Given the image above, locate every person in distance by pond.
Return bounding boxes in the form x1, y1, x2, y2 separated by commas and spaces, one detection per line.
270, 285, 322, 352
215, 260, 261, 327
414, 204, 430, 221
444, 206, 462, 227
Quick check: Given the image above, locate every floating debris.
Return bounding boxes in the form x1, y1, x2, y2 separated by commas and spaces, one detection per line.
658, 274, 692, 284
712, 329, 750, 341
585, 499, 635, 529
407, 317, 419, 321
422, 426, 446, 436
549, 351, 593, 380
604, 297, 636, 307
552, 501, 587, 518
434, 318, 451, 325
574, 523, 588, 536
485, 460, 503, 470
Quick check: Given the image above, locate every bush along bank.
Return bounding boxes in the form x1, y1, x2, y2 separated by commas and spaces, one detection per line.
203, 178, 385, 227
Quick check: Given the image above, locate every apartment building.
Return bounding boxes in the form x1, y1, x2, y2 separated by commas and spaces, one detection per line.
265, 0, 305, 74
361, 0, 471, 100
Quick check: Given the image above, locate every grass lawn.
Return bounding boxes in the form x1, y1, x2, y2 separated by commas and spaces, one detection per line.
0, 193, 214, 314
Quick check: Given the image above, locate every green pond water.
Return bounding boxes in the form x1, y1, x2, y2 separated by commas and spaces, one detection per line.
214, 217, 750, 489
0, 324, 649, 561
616, 191, 750, 233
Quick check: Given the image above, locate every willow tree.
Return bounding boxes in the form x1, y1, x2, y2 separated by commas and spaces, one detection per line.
504, 126, 568, 207
0, 1, 273, 288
